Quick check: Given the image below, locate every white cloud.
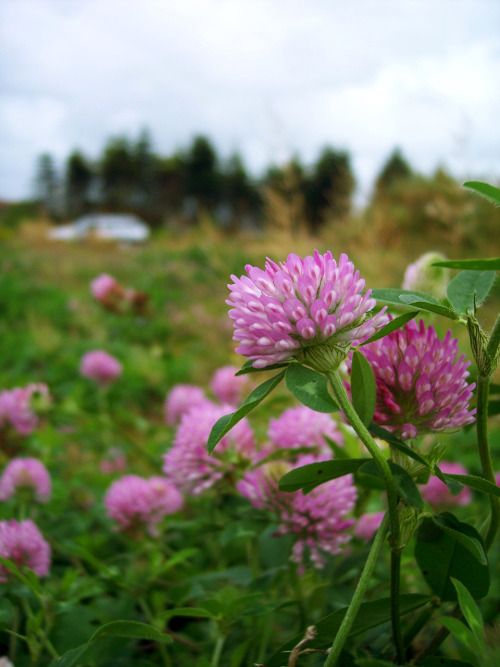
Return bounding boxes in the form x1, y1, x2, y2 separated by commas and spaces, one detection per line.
0, 0, 499, 199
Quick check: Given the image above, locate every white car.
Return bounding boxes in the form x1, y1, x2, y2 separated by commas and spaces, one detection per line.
49, 214, 150, 242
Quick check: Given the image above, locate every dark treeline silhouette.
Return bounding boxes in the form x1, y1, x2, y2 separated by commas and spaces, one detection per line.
34, 130, 357, 233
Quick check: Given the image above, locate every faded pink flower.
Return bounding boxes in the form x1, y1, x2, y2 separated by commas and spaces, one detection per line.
0, 458, 51, 503
80, 350, 122, 386
0, 519, 51, 582
238, 455, 357, 569
164, 384, 208, 426
104, 475, 183, 535
420, 461, 472, 508
355, 319, 476, 440
91, 273, 121, 302
0, 383, 50, 436
163, 402, 255, 495
268, 406, 343, 455
210, 366, 249, 406
354, 512, 385, 541
227, 251, 388, 370
402, 252, 448, 298
100, 448, 127, 474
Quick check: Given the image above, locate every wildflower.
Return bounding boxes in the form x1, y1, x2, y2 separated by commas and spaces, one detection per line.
100, 448, 127, 474
164, 384, 208, 426
402, 252, 448, 298
0, 519, 51, 582
420, 461, 472, 508
0, 458, 51, 503
356, 319, 475, 439
210, 366, 249, 406
90, 273, 122, 303
268, 405, 343, 454
0, 384, 50, 436
354, 512, 385, 540
163, 402, 255, 495
237, 455, 356, 569
104, 475, 183, 535
227, 251, 388, 371
80, 350, 122, 386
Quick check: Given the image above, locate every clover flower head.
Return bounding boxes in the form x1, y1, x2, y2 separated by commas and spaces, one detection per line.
0, 383, 50, 436
238, 454, 356, 570
210, 366, 248, 406
0, 519, 51, 582
0, 458, 51, 503
357, 319, 476, 439
104, 474, 183, 535
354, 511, 385, 541
402, 252, 448, 298
420, 461, 472, 508
163, 402, 255, 495
268, 405, 343, 454
91, 273, 121, 302
80, 350, 122, 386
164, 384, 208, 425
227, 251, 389, 371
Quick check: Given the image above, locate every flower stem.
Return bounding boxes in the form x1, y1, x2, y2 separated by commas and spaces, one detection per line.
476, 374, 499, 550
323, 514, 389, 667
327, 372, 403, 661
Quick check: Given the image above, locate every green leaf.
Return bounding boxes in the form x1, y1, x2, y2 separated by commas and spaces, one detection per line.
446, 271, 496, 314
160, 607, 215, 621
464, 180, 500, 206
207, 370, 285, 452
415, 513, 489, 600
279, 458, 369, 493
398, 294, 458, 319
433, 516, 487, 566
351, 351, 376, 426
440, 472, 500, 499
420, 659, 475, 667
235, 359, 289, 375
369, 424, 429, 467
265, 594, 430, 667
356, 460, 423, 508
371, 288, 437, 308
361, 311, 418, 345
440, 617, 481, 655
90, 620, 173, 643
433, 258, 500, 271
451, 578, 484, 644
489, 399, 500, 416
50, 643, 92, 667
285, 363, 338, 413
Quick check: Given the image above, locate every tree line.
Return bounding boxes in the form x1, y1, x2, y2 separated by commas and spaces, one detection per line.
34, 130, 415, 232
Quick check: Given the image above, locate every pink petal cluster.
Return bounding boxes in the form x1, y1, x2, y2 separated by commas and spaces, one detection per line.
402, 252, 448, 298
238, 455, 357, 569
0, 383, 50, 436
163, 402, 255, 495
80, 350, 122, 386
100, 448, 127, 474
420, 461, 472, 508
105, 475, 183, 534
210, 366, 249, 406
0, 458, 51, 503
164, 384, 208, 425
354, 511, 385, 541
356, 319, 476, 439
268, 405, 343, 454
227, 251, 388, 368
0, 519, 51, 582
91, 273, 121, 302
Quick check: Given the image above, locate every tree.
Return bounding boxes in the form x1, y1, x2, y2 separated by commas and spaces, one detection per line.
375, 148, 413, 194
64, 151, 93, 217
183, 135, 220, 211
34, 153, 59, 218
221, 154, 260, 226
305, 148, 355, 231
100, 137, 136, 208
133, 128, 155, 208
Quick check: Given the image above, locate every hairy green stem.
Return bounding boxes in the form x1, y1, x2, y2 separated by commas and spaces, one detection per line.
211, 634, 225, 667
323, 514, 389, 667
391, 550, 405, 663
476, 374, 499, 550
327, 372, 403, 660
486, 313, 500, 362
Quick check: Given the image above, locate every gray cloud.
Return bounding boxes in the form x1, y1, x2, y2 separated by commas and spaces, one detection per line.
1, 0, 499, 199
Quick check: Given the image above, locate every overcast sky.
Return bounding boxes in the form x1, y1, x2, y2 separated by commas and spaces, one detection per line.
1, 0, 499, 200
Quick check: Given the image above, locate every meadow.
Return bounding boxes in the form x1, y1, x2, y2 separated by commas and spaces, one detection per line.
0, 211, 499, 667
